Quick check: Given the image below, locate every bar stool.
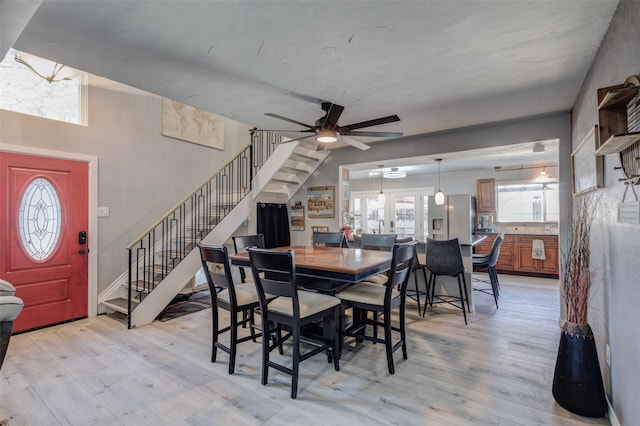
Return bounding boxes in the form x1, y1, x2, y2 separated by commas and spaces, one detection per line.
423, 238, 470, 324
472, 233, 504, 308
232, 234, 265, 283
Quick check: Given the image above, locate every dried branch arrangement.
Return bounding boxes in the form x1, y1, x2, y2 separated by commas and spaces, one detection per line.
561, 193, 599, 325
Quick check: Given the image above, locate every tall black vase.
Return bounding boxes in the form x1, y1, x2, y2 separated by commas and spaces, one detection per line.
552, 321, 607, 418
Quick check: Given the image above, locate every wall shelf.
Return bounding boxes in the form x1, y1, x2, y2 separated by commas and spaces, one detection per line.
595, 132, 640, 155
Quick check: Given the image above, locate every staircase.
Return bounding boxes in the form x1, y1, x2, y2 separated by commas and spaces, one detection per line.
98, 133, 329, 328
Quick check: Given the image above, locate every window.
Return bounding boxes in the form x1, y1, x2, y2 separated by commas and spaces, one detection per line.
497, 182, 558, 222
0, 48, 84, 125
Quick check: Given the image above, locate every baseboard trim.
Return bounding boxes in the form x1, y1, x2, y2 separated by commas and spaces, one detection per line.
608, 397, 620, 426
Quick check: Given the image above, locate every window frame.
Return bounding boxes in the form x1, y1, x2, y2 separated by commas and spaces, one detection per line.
496, 179, 559, 224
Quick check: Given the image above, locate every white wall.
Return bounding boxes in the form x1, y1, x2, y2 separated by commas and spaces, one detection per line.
0, 74, 251, 294
570, 1, 640, 423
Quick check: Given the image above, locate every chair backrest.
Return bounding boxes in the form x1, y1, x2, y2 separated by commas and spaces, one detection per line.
232, 234, 265, 282
384, 241, 418, 299
248, 248, 302, 320
361, 233, 397, 251
232, 234, 265, 253
197, 243, 237, 306
395, 236, 413, 243
425, 238, 465, 276
312, 232, 348, 248
486, 233, 505, 267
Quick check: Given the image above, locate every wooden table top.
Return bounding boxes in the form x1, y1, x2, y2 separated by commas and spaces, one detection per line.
229, 245, 392, 283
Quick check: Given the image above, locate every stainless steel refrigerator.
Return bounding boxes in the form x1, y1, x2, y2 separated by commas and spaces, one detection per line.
428, 194, 476, 244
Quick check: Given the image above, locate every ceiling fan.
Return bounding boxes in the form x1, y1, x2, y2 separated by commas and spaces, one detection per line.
261, 102, 403, 151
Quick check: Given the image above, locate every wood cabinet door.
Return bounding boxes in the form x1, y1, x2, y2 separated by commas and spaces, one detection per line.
515, 239, 538, 273
495, 235, 514, 271
539, 238, 559, 275
476, 179, 495, 212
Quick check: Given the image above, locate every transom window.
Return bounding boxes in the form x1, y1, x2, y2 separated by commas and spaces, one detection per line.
0, 48, 84, 125
497, 182, 559, 223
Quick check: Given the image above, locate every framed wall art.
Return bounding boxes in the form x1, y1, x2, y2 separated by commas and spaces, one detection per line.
572, 125, 604, 194
290, 205, 305, 231
307, 186, 335, 218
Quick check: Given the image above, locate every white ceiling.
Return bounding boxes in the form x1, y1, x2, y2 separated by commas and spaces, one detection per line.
3, 1, 618, 157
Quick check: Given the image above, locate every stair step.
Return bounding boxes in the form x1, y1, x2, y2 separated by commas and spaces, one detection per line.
103, 297, 140, 314
279, 165, 309, 175
271, 177, 299, 186
291, 152, 320, 162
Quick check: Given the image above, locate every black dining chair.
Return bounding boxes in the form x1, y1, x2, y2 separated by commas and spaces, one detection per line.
232, 234, 265, 283
197, 243, 264, 374
423, 238, 470, 324
337, 241, 417, 374
361, 233, 397, 251
396, 238, 430, 315
248, 247, 341, 399
472, 233, 504, 308
312, 232, 348, 248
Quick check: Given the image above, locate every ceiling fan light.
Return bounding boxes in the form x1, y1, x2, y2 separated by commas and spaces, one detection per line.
316, 129, 338, 143
383, 167, 406, 178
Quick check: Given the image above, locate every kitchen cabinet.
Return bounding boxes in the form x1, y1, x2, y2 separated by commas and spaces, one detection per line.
476, 178, 496, 212
474, 233, 558, 277
516, 235, 559, 276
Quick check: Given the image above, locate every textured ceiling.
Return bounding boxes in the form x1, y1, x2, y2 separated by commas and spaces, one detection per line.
7, 1, 618, 152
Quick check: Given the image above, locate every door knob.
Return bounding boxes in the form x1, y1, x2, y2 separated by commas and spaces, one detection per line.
78, 249, 87, 254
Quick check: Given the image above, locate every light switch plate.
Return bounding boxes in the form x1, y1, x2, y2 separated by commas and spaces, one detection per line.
98, 206, 110, 217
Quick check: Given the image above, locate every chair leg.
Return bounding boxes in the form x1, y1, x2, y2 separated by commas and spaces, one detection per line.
261, 320, 270, 386
229, 310, 238, 374
489, 267, 499, 308
211, 307, 219, 363
383, 308, 395, 374
291, 326, 301, 399
457, 274, 468, 325
422, 268, 430, 306
249, 309, 257, 342
413, 272, 422, 315
400, 299, 408, 360
332, 307, 340, 372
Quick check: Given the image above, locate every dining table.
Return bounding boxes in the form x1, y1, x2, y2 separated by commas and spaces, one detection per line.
229, 245, 394, 360
229, 245, 393, 294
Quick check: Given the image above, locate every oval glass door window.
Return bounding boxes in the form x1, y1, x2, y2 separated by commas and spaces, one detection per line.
18, 177, 63, 260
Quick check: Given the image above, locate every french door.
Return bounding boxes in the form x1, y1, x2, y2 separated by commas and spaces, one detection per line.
351, 189, 432, 241
1, 152, 89, 332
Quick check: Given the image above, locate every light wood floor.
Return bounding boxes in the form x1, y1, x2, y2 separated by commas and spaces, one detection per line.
1, 274, 611, 426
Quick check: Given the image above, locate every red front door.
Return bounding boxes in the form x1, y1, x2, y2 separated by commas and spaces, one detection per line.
1, 152, 89, 332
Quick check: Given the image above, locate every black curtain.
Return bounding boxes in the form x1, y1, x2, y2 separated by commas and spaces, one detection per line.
256, 203, 291, 248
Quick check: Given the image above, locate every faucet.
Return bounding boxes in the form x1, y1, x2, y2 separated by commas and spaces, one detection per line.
378, 219, 385, 234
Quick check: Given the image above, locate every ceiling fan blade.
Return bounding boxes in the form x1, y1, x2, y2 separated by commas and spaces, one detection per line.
340, 114, 400, 131
345, 130, 404, 138
281, 134, 316, 143
264, 112, 314, 129
323, 103, 344, 129
253, 128, 312, 133
341, 136, 371, 151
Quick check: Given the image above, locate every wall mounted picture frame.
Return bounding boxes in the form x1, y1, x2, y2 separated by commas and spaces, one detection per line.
290, 205, 305, 231
307, 186, 335, 218
161, 98, 225, 150
572, 125, 604, 195
311, 226, 329, 233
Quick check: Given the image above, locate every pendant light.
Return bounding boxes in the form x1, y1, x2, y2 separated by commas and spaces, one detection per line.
377, 165, 386, 204
434, 158, 445, 205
